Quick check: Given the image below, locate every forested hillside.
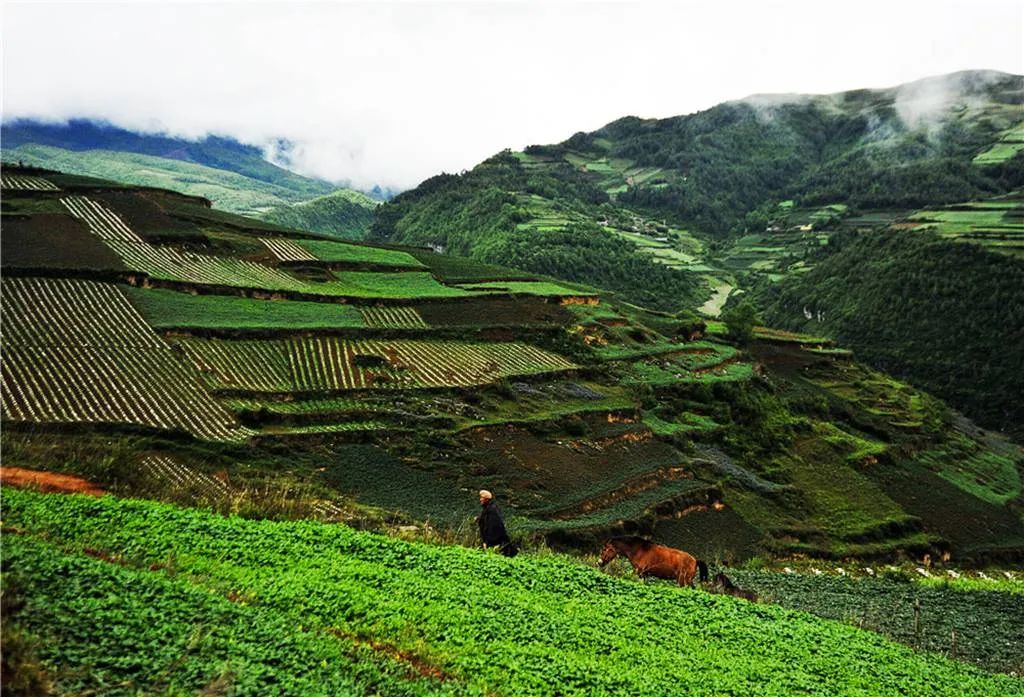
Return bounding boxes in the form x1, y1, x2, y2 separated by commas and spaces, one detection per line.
575, 70, 1023, 234
757, 230, 1024, 439
370, 70, 1024, 432
372, 151, 705, 310
260, 188, 379, 239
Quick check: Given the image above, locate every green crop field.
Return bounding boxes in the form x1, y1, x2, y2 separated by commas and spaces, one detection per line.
4, 490, 1020, 696
124, 287, 368, 330
973, 122, 1024, 165
297, 239, 426, 267
728, 569, 1024, 674
331, 271, 475, 298
905, 198, 1024, 256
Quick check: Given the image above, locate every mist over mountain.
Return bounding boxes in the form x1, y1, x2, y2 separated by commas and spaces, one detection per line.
1, 119, 390, 223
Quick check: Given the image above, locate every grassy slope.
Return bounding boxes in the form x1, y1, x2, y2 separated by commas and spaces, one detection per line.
5, 489, 1020, 697
261, 189, 379, 240
6, 144, 329, 216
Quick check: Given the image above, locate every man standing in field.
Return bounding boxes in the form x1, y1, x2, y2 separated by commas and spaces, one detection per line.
477, 489, 515, 555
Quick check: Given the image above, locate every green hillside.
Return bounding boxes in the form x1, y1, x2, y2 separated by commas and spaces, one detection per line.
260, 187, 379, 239
371, 150, 707, 311
3, 163, 1021, 561
756, 228, 1024, 439
2, 164, 1023, 692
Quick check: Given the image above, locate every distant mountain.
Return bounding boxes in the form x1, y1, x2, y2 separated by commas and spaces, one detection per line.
259, 188, 379, 239
378, 70, 1021, 236
2, 119, 332, 195
539, 70, 1024, 234
0, 119, 380, 219
3, 143, 335, 217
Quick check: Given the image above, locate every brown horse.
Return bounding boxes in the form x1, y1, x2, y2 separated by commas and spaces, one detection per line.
599, 536, 708, 587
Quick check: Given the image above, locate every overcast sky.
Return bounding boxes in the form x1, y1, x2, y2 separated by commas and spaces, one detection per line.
3, 1, 1022, 190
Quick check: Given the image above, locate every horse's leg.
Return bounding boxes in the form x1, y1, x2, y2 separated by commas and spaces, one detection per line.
677, 557, 697, 587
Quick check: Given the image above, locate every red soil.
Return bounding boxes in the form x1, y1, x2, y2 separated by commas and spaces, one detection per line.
0, 466, 105, 496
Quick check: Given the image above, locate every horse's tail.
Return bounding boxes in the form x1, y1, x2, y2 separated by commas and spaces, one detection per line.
697, 560, 709, 583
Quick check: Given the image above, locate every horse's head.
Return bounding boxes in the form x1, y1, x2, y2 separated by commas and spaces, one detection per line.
598, 541, 618, 567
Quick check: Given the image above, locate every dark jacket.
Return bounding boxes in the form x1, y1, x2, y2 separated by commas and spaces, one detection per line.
477, 499, 510, 548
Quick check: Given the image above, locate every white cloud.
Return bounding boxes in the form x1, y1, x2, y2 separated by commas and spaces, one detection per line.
3, 1, 1021, 190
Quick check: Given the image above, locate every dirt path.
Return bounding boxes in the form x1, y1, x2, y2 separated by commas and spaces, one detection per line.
0, 466, 105, 496
699, 279, 733, 317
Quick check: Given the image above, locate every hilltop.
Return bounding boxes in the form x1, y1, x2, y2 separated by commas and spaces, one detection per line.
259, 187, 379, 239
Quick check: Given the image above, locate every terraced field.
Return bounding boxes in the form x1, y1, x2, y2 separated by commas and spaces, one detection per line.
58, 194, 585, 299
1, 277, 252, 442
3, 165, 1022, 568
260, 236, 317, 262
905, 196, 1024, 257
178, 336, 576, 392
1, 172, 60, 191
973, 121, 1024, 165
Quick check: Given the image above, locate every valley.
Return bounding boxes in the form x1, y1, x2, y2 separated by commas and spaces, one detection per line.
2, 69, 1024, 695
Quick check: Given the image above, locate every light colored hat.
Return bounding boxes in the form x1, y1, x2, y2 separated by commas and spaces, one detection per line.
478, 489, 493, 500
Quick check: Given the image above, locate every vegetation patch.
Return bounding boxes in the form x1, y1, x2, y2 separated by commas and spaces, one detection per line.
730, 569, 1024, 674
124, 286, 368, 330
5, 490, 1019, 696
298, 239, 426, 268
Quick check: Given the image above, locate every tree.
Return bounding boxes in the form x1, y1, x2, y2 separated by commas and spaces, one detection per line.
722, 301, 760, 346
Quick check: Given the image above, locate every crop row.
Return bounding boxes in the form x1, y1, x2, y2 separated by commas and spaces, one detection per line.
140, 454, 232, 498
2, 277, 164, 349
106, 239, 306, 289
177, 337, 576, 392
6, 489, 1018, 697
262, 421, 389, 435
225, 396, 370, 415
260, 237, 317, 262
61, 195, 142, 243
1, 173, 60, 191
360, 305, 429, 328
1, 344, 253, 442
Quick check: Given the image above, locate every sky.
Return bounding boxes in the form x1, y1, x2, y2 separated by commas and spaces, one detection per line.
2, 1, 1022, 191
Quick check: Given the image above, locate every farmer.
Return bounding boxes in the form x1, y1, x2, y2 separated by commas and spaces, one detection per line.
476, 489, 512, 552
